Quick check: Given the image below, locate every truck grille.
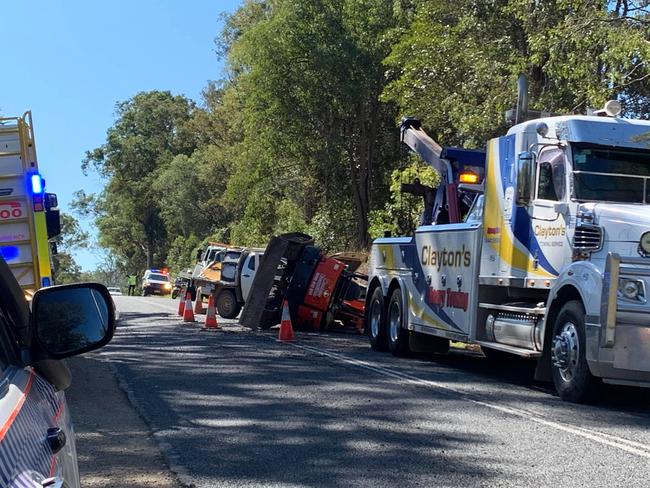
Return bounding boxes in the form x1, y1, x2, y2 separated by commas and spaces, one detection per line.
573, 224, 602, 251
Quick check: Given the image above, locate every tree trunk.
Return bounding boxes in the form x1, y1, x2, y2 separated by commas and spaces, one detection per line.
146, 239, 154, 269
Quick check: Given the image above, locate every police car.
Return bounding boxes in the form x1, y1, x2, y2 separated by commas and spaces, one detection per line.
0, 255, 115, 487
141, 269, 172, 296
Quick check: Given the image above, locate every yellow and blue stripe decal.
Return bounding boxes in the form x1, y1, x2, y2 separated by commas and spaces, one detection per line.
483, 137, 558, 278
374, 241, 464, 331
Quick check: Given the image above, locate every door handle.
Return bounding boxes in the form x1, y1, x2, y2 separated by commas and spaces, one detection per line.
41, 477, 65, 487
46, 427, 66, 454
243, 274, 250, 277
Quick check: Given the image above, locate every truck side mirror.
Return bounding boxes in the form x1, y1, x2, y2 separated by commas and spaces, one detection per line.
196, 249, 203, 261
516, 151, 535, 206
46, 209, 61, 239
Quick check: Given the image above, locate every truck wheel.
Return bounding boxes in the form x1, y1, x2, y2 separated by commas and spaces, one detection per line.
216, 290, 241, 319
367, 287, 388, 351
550, 300, 600, 403
387, 288, 410, 356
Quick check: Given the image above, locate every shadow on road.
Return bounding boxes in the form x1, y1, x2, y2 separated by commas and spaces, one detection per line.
66, 355, 181, 488
100, 306, 650, 487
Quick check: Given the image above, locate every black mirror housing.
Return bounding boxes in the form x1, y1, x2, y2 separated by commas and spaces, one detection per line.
516, 151, 535, 206
31, 283, 115, 360
46, 208, 61, 239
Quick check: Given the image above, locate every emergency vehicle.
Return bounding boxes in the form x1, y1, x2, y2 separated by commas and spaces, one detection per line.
366, 77, 650, 402
142, 269, 172, 296
0, 253, 115, 487
0, 112, 60, 297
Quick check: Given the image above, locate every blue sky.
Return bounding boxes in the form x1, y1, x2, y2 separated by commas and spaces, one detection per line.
0, 0, 241, 270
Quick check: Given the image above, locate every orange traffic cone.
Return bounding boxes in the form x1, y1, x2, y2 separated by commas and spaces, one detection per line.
177, 288, 186, 316
203, 294, 219, 329
194, 288, 205, 314
278, 300, 295, 342
183, 291, 196, 323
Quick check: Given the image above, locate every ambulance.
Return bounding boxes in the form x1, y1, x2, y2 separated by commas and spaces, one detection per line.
0, 112, 60, 298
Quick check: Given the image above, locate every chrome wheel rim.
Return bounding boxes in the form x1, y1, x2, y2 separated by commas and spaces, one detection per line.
370, 298, 382, 338
389, 300, 401, 343
552, 322, 579, 383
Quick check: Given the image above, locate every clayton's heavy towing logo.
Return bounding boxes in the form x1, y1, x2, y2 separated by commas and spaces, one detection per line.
420, 245, 471, 311
420, 245, 471, 271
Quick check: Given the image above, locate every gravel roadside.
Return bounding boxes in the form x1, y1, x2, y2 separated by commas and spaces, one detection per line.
66, 354, 183, 488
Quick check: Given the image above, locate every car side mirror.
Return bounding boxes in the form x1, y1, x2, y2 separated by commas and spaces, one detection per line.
32, 283, 115, 359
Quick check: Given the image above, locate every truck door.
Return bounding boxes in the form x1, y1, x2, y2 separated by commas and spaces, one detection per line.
240, 254, 257, 301
528, 147, 571, 277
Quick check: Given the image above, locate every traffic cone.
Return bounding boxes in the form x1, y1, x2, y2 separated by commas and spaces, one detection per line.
203, 294, 219, 329
194, 287, 205, 314
177, 288, 186, 316
183, 291, 196, 323
278, 300, 295, 342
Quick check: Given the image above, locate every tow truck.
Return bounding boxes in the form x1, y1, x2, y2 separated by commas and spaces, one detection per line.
366, 76, 650, 402
0, 112, 60, 297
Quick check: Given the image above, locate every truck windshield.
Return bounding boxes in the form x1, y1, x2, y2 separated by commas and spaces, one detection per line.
572, 144, 650, 204
148, 274, 169, 282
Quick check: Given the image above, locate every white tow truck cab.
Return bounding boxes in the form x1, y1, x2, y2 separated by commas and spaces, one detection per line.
366, 86, 650, 402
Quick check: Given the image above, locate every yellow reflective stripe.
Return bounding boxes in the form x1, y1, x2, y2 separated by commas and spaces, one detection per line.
483, 140, 554, 278
33, 212, 51, 282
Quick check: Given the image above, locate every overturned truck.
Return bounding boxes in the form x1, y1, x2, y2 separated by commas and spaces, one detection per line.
239, 233, 366, 332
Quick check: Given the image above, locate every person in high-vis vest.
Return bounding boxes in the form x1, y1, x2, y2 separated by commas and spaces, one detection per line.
127, 274, 137, 296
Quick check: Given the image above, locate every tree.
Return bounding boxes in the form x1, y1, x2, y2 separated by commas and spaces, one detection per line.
82, 91, 198, 269
221, 0, 402, 248
51, 213, 90, 284
382, 0, 650, 147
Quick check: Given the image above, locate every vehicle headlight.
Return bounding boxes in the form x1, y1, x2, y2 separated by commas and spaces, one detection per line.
640, 232, 650, 256
164, 283, 172, 289
618, 278, 646, 302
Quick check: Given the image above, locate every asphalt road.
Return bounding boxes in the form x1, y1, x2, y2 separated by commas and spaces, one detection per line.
102, 295, 650, 487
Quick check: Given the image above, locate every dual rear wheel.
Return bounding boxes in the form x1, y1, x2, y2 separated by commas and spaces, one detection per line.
366, 287, 420, 356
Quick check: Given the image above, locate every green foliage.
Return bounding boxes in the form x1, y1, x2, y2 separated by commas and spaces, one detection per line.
306, 205, 358, 252
79, 0, 650, 271
51, 213, 90, 285
165, 234, 202, 275
369, 159, 440, 238
223, 0, 401, 247
383, 1, 650, 146
81, 91, 197, 271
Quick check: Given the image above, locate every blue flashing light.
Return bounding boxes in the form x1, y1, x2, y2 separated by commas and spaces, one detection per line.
42, 277, 51, 287
31, 174, 43, 194
0, 246, 19, 262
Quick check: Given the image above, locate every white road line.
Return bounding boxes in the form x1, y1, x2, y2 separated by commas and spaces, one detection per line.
290, 342, 650, 459
118, 297, 179, 313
